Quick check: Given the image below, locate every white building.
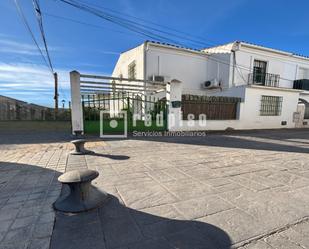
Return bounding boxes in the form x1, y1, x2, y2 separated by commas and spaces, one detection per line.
111, 40, 309, 131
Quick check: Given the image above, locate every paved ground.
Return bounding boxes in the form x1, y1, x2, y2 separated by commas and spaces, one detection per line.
0, 130, 102, 249
2, 129, 309, 248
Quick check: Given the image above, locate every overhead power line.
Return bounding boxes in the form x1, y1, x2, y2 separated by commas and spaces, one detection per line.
13, 0, 52, 74
42, 12, 140, 37
31, 0, 60, 111
58, 0, 194, 47
32, 0, 54, 73
76, 0, 218, 48
57, 0, 297, 83
14, 0, 69, 106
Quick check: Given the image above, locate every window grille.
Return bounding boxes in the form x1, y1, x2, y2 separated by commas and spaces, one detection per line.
260, 95, 283, 116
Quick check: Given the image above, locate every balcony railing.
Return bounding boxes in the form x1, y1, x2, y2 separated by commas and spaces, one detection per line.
293, 79, 309, 90
248, 73, 280, 87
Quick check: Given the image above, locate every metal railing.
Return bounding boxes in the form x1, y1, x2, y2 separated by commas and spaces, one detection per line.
248, 72, 280, 87
293, 79, 309, 90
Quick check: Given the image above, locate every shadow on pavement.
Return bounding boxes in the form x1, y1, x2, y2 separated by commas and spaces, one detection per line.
0, 130, 71, 145
89, 153, 130, 160
51, 195, 231, 249
0, 121, 72, 145
0, 162, 61, 249
113, 129, 309, 154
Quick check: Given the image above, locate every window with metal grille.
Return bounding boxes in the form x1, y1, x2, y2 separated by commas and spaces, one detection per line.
260, 95, 282, 116
128, 61, 136, 79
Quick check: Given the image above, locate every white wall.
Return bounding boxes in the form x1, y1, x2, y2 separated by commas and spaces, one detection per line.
206, 53, 231, 89
209, 85, 246, 99
298, 67, 309, 79
112, 41, 309, 94
233, 47, 309, 88
174, 86, 300, 131
240, 87, 299, 129
110, 42, 308, 131
111, 43, 145, 80
145, 45, 208, 95
110, 44, 145, 115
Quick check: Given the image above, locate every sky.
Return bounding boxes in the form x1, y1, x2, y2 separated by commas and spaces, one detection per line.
1, 0, 309, 107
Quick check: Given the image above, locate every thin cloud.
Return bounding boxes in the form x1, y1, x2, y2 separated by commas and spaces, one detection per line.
0, 62, 112, 105
0, 38, 59, 56
0, 62, 71, 105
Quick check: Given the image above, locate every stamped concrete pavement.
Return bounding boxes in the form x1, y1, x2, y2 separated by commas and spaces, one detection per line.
50, 129, 309, 249
0, 130, 104, 249
2, 129, 309, 248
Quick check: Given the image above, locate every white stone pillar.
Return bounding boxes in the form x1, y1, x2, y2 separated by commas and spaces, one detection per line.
167, 79, 182, 131
70, 71, 84, 134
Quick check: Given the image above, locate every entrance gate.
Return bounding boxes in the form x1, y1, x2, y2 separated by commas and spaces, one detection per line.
69, 71, 184, 135
82, 91, 167, 135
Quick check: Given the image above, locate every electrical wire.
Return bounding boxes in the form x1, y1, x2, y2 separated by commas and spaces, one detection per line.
74, 0, 214, 48
32, 1, 70, 104
13, 0, 53, 74
58, 0, 193, 47
57, 0, 299, 83
42, 12, 142, 38
32, 0, 54, 73
54, 0, 227, 51
41, 0, 299, 86
15, 1, 66, 106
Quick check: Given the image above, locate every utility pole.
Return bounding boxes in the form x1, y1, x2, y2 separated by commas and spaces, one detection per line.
54, 72, 58, 118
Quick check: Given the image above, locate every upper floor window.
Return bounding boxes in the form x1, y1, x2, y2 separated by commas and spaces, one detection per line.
253, 60, 267, 84
260, 95, 282, 116
128, 61, 136, 79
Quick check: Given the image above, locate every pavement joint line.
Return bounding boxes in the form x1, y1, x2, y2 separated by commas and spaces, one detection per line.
269, 166, 309, 184
227, 175, 271, 192
145, 172, 181, 201
176, 203, 237, 221
0, 148, 63, 247
115, 186, 129, 207
174, 166, 262, 220
199, 157, 280, 170
233, 216, 309, 248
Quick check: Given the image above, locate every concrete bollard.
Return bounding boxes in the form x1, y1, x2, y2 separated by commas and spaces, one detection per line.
53, 170, 109, 213
70, 139, 93, 155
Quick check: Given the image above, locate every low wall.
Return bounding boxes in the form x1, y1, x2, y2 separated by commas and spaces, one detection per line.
0, 121, 71, 132
170, 86, 303, 131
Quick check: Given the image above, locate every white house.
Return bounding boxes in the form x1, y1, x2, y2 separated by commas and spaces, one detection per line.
111, 40, 309, 131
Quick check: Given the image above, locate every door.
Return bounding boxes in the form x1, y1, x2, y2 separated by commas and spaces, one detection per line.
253, 60, 267, 85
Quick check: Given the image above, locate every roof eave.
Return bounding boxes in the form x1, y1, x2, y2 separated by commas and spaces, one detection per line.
239, 42, 309, 61
146, 41, 206, 56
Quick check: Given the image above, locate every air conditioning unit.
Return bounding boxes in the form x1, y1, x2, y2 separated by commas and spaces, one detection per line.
150, 75, 165, 82
201, 79, 219, 89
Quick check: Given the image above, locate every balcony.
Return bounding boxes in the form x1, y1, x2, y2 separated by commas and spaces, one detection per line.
248, 72, 280, 87
293, 79, 309, 90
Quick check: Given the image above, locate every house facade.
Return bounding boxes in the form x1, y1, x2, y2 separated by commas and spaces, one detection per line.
111, 41, 309, 131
